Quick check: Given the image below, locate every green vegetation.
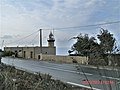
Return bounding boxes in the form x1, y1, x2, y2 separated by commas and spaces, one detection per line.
97, 29, 116, 54
0, 63, 89, 90
70, 28, 119, 66
71, 33, 98, 57
2, 51, 14, 57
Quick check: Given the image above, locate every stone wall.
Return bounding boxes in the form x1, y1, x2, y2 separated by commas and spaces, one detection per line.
38, 54, 88, 64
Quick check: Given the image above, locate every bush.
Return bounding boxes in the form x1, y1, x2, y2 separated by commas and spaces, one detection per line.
0, 64, 89, 90
2, 51, 15, 57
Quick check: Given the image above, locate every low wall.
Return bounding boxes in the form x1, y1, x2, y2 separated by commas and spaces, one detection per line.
39, 54, 88, 64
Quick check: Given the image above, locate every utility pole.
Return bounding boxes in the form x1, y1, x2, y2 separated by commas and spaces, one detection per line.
0, 49, 2, 64
1, 40, 4, 50
39, 29, 42, 53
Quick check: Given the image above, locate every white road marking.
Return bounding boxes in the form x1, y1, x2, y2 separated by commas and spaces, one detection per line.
101, 76, 120, 80
67, 81, 101, 90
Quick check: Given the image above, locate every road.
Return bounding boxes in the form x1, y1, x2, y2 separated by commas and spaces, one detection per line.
1, 57, 120, 90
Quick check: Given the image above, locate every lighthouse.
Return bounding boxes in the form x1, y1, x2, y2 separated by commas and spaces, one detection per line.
47, 32, 55, 47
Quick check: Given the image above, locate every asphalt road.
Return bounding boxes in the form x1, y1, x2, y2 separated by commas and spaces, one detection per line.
1, 57, 120, 90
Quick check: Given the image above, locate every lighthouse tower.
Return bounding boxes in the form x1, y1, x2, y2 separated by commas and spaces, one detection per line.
47, 32, 55, 47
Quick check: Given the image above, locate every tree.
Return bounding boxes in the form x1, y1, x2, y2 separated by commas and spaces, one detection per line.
88, 43, 107, 65
70, 29, 117, 66
97, 29, 116, 65
68, 50, 73, 55
71, 34, 98, 57
97, 29, 115, 54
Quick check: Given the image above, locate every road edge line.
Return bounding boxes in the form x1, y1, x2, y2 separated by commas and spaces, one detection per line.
67, 81, 101, 90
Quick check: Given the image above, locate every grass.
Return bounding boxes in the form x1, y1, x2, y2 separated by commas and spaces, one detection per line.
0, 63, 90, 90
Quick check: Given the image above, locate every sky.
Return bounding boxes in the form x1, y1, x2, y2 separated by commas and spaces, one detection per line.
0, 0, 120, 55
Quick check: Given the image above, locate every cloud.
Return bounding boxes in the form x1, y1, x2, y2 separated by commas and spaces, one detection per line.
0, 0, 109, 31
0, 0, 120, 54
1, 35, 13, 39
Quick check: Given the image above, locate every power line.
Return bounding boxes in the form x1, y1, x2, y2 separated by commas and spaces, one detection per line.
4, 30, 39, 45
3, 20, 120, 46
28, 32, 39, 45
42, 21, 120, 30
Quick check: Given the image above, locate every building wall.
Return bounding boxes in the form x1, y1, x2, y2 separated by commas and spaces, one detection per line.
4, 46, 56, 59
34, 47, 56, 59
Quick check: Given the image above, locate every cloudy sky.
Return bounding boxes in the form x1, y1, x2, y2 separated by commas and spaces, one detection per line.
0, 0, 120, 55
